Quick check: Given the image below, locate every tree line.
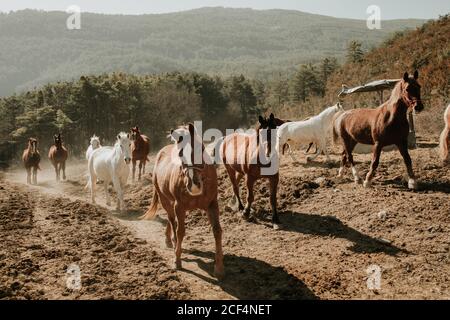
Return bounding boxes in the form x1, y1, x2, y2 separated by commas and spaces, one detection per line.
0, 51, 346, 166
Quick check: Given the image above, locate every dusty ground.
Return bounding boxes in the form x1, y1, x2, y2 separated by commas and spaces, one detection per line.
1, 136, 449, 299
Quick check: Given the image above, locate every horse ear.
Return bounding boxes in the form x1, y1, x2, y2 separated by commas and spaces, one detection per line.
269, 113, 275, 120
127, 133, 130, 139
117, 134, 121, 140
188, 123, 195, 136
258, 116, 264, 124
403, 72, 409, 82
414, 70, 419, 80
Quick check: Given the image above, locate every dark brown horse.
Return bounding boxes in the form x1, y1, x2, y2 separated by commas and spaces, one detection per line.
333, 71, 424, 189
220, 114, 281, 229
130, 126, 150, 181
22, 138, 41, 185
140, 124, 224, 279
48, 134, 68, 181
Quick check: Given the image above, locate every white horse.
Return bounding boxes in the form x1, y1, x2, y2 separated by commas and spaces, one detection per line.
87, 132, 131, 211
277, 103, 344, 163
85, 135, 101, 160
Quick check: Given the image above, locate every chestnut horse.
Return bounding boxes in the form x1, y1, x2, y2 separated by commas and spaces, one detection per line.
220, 114, 281, 229
439, 104, 450, 165
22, 138, 41, 185
333, 71, 424, 189
130, 126, 150, 181
48, 134, 68, 181
140, 124, 224, 279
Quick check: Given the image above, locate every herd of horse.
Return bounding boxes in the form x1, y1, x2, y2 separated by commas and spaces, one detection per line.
21, 71, 450, 279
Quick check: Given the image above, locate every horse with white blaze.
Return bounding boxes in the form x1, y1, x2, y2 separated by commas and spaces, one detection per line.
276, 103, 344, 163
87, 132, 131, 211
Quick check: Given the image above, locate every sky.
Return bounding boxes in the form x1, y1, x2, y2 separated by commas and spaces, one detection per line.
0, 0, 449, 20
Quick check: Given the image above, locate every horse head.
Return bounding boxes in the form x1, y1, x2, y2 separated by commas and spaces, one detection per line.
257, 113, 277, 158
54, 134, 63, 149
116, 132, 132, 164
169, 123, 205, 196
401, 71, 424, 113
28, 138, 38, 153
130, 126, 141, 141
90, 135, 100, 149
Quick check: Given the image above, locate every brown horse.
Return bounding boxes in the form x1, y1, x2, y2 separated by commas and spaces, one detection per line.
333, 71, 424, 189
22, 138, 41, 185
140, 124, 224, 279
220, 113, 281, 229
439, 104, 450, 165
130, 126, 150, 181
48, 134, 68, 181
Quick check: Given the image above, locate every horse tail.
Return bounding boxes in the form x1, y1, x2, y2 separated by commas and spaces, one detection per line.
140, 188, 159, 220
85, 153, 95, 191
332, 111, 344, 146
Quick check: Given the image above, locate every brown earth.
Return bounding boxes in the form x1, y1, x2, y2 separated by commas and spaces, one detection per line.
1, 135, 449, 299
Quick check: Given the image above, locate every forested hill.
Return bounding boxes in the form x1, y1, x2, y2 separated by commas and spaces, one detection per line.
322, 15, 449, 134
0, 7, 424, 96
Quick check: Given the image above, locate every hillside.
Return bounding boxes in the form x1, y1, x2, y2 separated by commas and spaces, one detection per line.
271, 15, 449, 135
0, 7, 425, 96
323, 15, 449, 134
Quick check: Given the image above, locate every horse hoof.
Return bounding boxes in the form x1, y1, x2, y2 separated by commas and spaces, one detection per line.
363, 180, 372, 188
165, 239, 173, 249
355, 178, 362, 185
408, 179, 418, 190
273, 223, 282, 230
214, 266, 225, 281
174, 260, 182, 270
305, 156, 311, 162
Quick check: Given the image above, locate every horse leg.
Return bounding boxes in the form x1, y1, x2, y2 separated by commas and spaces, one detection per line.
61, 161, 66, 180
174, 204, 185, 270
104, 179, 111, 206
167, 205, 178, 249
55, 163, 60, 182
32, 166, 38, 185
288, 144, 299, 163
322, 140, 332, 163
112, 176, 125, 211
206, 199, 224, 280
26, 167, 31, 184
345, 140, 361, 184
243, 175, 256, 220
138, 161, 143, 181
269, 174, 281, 230
306, 142, 321, 162
131, 160, 136, 182
364, 143, 383, 188
304, 142, 314, 155
225, 166, 244, 211
397, 142, 418, 190
337, 151, 348, 178
90, 172, 97, 204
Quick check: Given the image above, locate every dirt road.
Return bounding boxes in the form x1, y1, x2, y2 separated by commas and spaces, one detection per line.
1, 137, 449, 299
